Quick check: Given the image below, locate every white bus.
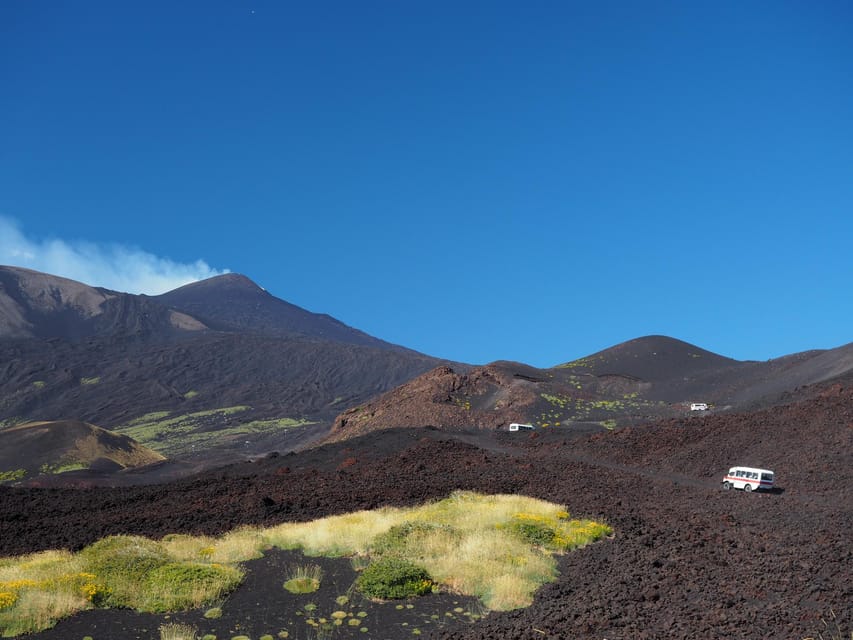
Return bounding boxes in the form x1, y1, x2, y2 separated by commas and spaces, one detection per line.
508, 423, 536, 432
722, 466, 775, 492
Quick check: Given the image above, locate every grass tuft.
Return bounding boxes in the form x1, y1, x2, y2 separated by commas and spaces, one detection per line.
159, 622, 198, 640
283, 564, 323, 594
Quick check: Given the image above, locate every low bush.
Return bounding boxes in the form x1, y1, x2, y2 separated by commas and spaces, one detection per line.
143, 562, 243, 612
282, 564, 323, 594
356, 557, 432, 600
77, 535, 243, 612
79, 536, 170, 607
505, 516, 557, 547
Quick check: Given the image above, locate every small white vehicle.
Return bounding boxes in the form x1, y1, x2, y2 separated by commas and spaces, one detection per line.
508, 423, 536, 432
690, 402, 709, 411
722, 466, 775, 492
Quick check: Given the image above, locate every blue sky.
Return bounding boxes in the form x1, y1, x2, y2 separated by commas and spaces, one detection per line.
2, 1, 851, 367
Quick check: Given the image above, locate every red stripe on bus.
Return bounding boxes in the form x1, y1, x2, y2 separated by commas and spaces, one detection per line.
724, 476, 772, 485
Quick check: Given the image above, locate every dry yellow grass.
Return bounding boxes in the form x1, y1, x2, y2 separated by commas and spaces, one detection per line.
0, 491, 612, 635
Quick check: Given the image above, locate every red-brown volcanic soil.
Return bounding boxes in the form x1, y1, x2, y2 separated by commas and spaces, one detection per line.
2, 382, 851, 639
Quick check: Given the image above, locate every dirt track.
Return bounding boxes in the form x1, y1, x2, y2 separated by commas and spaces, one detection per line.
2, 385, 851, 639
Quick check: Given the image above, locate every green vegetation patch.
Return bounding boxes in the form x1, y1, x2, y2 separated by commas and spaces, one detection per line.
282, 564, 323, 594
39, 462, 88, 475
538, 392, 668, 428
76, 535, 243, 612
79, 377, 100, 386
555, 355, 602, 370
0, 470, 26, 484
356, 557, 433, 599
113, 407, 315, 457
0, 492, 611, 635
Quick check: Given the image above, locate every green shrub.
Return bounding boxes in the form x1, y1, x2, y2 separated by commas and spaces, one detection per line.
505, 518, 556, 547
79, 535, 170, 607
356, 557, 432, 599
144, 562, 243, 611
79, 536, 242, 612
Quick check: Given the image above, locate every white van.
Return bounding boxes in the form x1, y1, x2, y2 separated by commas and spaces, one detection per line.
690, 403, 709, 411
722, 466, 775, 492
508, 423, 535, 432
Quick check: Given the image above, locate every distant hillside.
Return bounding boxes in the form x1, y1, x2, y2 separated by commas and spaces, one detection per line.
4, 266, 850, 469
0, 420, 164, 484
0, 266, 206, 340
155, 273, 411, 350
0, 266, 446, 461
328, 336, 853, 443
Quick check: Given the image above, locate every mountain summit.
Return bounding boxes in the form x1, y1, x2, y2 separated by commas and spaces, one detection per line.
0, 267, 445, 463
156, 273, 400, 349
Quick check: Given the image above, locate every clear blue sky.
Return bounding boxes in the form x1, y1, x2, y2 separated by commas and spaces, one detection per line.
2, 1, 851, 367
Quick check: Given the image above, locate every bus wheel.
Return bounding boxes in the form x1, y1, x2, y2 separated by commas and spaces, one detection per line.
723, 482, 732, 490
744, 484, 752, 492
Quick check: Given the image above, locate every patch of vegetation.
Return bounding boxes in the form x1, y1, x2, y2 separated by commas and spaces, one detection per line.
79, 377, 100, 386
370, 522, 454, 557
123, 411, 171, 427
31, 381, 46, 389
282, 564, 323, 594
183, 390, 199, 399
159, 622, 197, 640
39, 462, 88, 475
264, 491, 612, 610
451, 395, 472, 411
0, 492, 611, 635
74, 535, 242, 613
114, 407, 315, 457
145, 562, 242, 611
356, 557, 433, 599
539, 392, 667, 428
0, 418, 25, 430
555, 355, 602, 370
0, 470, 26, 484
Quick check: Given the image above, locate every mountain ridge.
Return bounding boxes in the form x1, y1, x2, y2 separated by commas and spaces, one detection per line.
2, 265, 850, 476
327, 336, 853, 443
0, 266, 448, 466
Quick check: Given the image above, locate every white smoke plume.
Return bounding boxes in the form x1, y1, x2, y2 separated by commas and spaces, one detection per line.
0, 216, 229, 294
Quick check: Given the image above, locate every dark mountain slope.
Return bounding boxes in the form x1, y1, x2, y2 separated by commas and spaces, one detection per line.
0, 267, 446, 461
155, 273, 407, 350
0, 332, 439, 426
558, 335, 739, 381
